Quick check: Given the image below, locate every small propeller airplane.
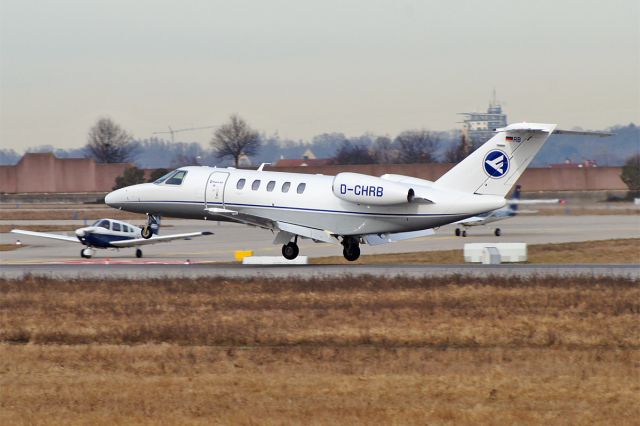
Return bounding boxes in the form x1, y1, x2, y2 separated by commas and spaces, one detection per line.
452, 185, 562, 237
11, 218, 213, 258
105, 122, 610, 262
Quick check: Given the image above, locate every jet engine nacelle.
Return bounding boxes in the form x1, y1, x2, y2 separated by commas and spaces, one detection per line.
332, 172, 415, 205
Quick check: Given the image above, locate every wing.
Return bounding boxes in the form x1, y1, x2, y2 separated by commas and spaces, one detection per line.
453, 216, 487, 227
362, 229, 435, 246
510, 199, 560, 205
110, 231, 213, 248
11, 229, 80, 243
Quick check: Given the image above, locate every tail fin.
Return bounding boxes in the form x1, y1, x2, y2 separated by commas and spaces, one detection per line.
436, 123, 557, 197
509, 185, 521, 211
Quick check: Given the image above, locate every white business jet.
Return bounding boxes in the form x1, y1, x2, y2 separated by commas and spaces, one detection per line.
105, 123, 609, 261
12, 218, 213, 258
453, 184, 562, 237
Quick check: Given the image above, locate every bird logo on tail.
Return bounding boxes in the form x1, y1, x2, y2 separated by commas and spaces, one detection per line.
483, 150, 509, 178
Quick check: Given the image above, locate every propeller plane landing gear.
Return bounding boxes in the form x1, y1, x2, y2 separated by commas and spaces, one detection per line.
494, 228, 502, 237
342, 236, 360, 262
136, 248, 143, 258
80, 248, 94, 259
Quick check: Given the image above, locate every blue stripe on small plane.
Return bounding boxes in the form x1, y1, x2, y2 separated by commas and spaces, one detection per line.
119, 200, 466, 217
82, 233, 133, 248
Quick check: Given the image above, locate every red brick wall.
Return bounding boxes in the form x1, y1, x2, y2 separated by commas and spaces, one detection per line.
0, 154, 628, 193
0, 153, 131, 193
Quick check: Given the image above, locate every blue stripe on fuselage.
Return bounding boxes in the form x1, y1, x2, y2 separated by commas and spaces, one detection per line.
81, 233, 133, 248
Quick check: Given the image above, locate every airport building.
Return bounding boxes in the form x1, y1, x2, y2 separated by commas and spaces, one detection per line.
460, 96, 508, 147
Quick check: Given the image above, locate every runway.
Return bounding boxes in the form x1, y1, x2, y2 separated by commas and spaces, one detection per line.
1, 215, 638, 279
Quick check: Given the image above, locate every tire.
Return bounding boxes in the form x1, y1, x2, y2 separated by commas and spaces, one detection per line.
461, 230, 467, 237
455, 228, 461, 237
494, 228, 501, 237
81, 248, 92, 259
141, 225, 153, 239
136, 249, 143, 258
80, 249, 87, 259
343, 245, 360, 262
282, 242, 299, 260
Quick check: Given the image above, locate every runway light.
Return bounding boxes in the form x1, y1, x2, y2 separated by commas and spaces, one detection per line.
184, 259, 191, 264
15, 239, 22, 245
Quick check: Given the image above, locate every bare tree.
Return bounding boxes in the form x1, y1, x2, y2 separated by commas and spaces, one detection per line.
371, 136, 398, 164
86, 117, 136, 163
445, 133, 473, 163
395, 130, 440, 163
211, 114, 260, 167
334, 140, 376, 165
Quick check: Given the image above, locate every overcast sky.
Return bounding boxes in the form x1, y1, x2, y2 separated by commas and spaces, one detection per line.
1, 0, 638, 150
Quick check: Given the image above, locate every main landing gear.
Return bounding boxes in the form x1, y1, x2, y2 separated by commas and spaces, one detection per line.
136, 248, 143, 258
454, 228, 467, 237
141, 214, 161, 239
282, 236, 300, 260
494, 228, 502, 237
342, 236, 360, 262
80, 248, 94, 259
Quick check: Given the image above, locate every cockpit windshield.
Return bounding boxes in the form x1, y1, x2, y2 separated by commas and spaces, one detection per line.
92, 219, 110, 230
165, 170, 188, 185
154, 169, 188, 185
154, 171, 175, 184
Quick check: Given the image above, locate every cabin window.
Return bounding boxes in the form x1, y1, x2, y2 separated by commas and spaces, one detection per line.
236, 179, 246, 189
252, 180, 261, 190
122, 224, 129, 232
282, 182, 291, 193
165, 170, 187, 185
297, 183, 306, 194
112, 222, 121, 232
266, 181, 276, 192
97, 220, 110, 230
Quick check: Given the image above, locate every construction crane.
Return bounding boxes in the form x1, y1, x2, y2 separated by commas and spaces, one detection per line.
152, 125, 217, 143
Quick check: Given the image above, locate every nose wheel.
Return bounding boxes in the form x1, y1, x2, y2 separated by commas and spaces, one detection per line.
80, 248, 94, 259
342, 236, 360, 262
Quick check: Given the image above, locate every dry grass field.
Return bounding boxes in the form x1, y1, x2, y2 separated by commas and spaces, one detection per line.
1, 275, 638, 425
313, 238, 640, 265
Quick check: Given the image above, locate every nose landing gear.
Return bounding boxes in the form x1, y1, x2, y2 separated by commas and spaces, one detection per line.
342, 236, 360, 262
80, 248, 94, 259
142, 214, 161, 239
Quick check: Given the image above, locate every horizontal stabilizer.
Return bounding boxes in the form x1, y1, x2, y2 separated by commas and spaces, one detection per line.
552, 129, 613, 137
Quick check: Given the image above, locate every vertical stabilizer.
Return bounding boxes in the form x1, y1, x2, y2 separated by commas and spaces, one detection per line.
436, 123, 556, 197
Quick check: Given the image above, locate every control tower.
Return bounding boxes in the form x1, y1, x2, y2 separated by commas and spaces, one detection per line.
460, 91, 508, 147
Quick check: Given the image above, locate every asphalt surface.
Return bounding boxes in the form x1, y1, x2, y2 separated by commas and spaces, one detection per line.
1, 215, 638, 279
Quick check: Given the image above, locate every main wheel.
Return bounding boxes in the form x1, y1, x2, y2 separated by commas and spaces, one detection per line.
136, 248, 143, 258
494, 228, 501, 237
282, 242, 299, 260
461, 230, 467, 237
141, 225, 153, 239
342, 245, 360, 262
455, 228, 461, 237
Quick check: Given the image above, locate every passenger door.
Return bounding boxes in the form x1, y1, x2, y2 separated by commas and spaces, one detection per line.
205, 172, 229, 209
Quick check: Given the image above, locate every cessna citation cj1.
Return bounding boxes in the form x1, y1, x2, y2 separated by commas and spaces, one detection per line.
12, 218, 213, 259
105, 123, 610, 261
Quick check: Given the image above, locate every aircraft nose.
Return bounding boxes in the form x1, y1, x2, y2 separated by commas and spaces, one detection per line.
105, 188, 125, 207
